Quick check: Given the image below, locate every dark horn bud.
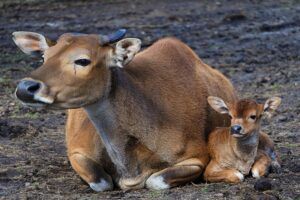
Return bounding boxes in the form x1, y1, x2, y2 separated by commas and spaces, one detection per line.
99, 29, 127, 45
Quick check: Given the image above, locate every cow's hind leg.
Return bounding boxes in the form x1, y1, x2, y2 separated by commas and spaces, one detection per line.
69, 153, 113, 192
145, 158, 203, 190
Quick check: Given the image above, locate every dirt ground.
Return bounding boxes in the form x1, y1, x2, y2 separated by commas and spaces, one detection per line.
0, 0, 299, 199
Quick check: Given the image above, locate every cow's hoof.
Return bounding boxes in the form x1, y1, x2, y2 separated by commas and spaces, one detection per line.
146, 175, 170, 190
89, 179, 113, 192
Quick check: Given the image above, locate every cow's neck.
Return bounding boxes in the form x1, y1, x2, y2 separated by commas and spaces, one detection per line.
84, 67, 155, 175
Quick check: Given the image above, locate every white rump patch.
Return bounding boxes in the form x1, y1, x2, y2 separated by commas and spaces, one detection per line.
234, 171, 244, 181
146, 176, 170, 190
89, 179, 112, 192
251, 168, 260, 179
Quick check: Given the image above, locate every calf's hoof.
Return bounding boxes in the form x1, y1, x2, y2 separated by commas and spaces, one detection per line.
232, 171, 244, 183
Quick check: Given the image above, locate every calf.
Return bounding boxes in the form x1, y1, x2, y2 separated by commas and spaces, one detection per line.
204, 96, 281, 183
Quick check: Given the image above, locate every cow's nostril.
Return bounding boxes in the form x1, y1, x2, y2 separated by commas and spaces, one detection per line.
27, 82, 40, 94
16, 80, 41, 103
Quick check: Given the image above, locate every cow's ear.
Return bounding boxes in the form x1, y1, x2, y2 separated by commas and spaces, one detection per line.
108, 38, 141, 68
12, 31, 54, 57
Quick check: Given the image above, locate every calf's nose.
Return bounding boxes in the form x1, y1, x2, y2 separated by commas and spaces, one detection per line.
231, 125, 242, 134
16, 80, 41, 102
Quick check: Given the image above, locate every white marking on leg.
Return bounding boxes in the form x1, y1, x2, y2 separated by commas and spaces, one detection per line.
234, 171, 244, 181
252, 168, 260, 179
89, 179, 113, 192
146, 175, 170, 190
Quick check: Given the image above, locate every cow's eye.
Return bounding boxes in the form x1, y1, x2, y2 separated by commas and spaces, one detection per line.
75, 59, 91, 67
250, 115, 256, 120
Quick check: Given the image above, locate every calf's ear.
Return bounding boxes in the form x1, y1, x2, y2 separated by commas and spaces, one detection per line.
263, 97, 281, 118
207, 96, 230, 114
108, 38, 141, 68
12, 31, 54, 57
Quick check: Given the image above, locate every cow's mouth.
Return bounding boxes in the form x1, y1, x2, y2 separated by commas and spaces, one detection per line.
16, 93, 52, 108
20, 101, 47, 108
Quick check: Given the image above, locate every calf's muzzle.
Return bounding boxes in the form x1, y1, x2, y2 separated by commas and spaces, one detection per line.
231, 125, 242, 135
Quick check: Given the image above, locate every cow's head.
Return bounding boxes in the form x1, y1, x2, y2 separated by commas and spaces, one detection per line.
12, 29, 141, 109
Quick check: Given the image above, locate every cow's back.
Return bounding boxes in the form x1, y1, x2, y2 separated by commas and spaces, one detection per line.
127, 37, 236, 138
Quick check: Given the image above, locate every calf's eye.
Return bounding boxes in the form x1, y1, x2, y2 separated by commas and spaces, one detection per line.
75, 59, 91, 67
250, 115, 256, 120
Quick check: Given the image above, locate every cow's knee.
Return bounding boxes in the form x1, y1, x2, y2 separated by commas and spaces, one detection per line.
69, 153, 113, 192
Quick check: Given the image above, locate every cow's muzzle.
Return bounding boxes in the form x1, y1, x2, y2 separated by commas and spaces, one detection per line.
15, 78, 54, 106
16, 79, 40, 102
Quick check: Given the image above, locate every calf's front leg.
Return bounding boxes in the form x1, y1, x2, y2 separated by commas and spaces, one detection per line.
204, 160, 244, 183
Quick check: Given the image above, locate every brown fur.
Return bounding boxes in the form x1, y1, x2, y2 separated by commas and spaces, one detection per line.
204, 98, 281, 183
13, 33, 237, 190
65, 38, 237, 189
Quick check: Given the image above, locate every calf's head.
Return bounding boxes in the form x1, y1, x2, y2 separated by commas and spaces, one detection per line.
208, 96, 281, 138
12, 29, 141, 109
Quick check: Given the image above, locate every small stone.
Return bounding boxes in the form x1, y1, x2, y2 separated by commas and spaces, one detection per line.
223, 12, 247, 22
279, 147, 293, 155
244, 66, 255, 73
260, 77, 271, 83
25, 182, 30, 187
254, 178, 272, 191
256, 194, 277, 200
278, 115, 287, 122
215, 193, 223, 197
289, 163, 300, 173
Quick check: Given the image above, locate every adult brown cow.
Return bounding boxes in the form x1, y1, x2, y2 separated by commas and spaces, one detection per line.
12, 29, 236, 191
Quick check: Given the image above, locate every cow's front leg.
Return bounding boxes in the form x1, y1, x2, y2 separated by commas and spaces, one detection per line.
69, 153, 114, 192
145, 158, 204, 190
